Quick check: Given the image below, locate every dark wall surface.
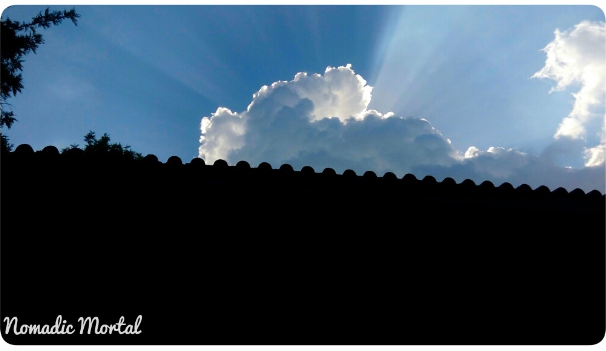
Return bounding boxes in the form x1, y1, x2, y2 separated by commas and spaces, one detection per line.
2, 145, 604, 344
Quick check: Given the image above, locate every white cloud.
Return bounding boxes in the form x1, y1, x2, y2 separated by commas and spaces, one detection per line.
416, 149, 605, 193
199, 64, 459, 176
531, 20, 606, 167
584, 141, 605, 167
462, 146, 529, 178
240, 64, 372, 127
289, 64, 373, 122
199, 107, 245, 164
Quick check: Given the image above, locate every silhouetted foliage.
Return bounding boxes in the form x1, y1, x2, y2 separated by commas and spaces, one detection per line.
61, 131, 143, 161
1, 132, 14, 152
1, 7, 80, 151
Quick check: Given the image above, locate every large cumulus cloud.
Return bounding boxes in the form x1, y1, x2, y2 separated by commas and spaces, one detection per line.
199, 22, 605, 193
199, 64, 459, 176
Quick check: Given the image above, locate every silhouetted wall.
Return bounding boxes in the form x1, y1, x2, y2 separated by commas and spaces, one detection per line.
1, 144, 604, 345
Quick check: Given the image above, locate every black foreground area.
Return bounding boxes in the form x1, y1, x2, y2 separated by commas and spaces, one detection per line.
2, 146, 605, 345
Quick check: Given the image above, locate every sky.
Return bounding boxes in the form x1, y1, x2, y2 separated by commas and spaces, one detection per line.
1, 4, 605, 193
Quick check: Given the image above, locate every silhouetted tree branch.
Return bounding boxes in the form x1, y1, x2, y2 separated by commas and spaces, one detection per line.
1, 7, 80, 151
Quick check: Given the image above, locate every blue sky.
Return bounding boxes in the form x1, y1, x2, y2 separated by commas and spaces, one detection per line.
1, 5, 605, 193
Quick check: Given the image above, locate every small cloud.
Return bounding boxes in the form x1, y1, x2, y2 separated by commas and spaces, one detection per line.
460, 146, 529, 178
584, 142, 605, 167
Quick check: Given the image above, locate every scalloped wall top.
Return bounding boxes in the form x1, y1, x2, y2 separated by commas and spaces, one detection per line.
3, 144, 605, 199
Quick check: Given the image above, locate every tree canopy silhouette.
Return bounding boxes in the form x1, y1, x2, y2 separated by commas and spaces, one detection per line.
61, 131, 144, 161
1, 7, 80, 151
